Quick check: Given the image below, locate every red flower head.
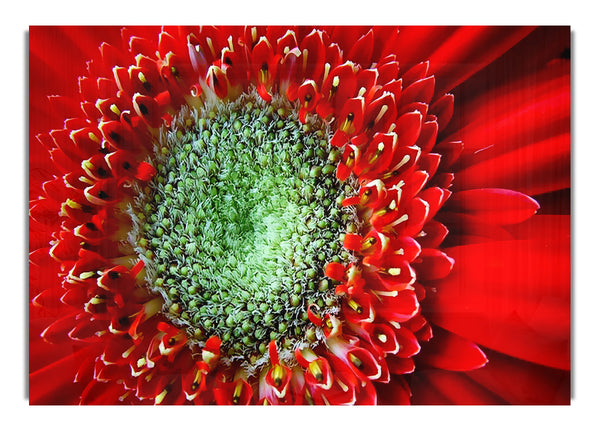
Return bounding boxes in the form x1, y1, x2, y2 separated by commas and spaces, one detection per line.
29, 25, 570, 405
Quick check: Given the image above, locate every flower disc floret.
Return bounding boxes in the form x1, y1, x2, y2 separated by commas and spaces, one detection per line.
134, 93, 356, 358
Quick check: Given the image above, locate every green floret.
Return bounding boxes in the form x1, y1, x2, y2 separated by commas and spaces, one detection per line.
133, 92, 357, 359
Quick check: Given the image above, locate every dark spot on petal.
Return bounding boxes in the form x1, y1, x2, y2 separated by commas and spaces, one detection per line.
109, 131, 121, 143
138, 103, 149, 116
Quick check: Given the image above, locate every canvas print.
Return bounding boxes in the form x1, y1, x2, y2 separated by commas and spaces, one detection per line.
28, 26, 571, 405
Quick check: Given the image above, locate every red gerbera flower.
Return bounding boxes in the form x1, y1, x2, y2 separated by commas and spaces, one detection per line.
29, 25, 570, 405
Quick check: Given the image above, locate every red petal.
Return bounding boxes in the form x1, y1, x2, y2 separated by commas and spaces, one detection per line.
417, 220, 449, 249
412, 248, 454, 281
426, 237, 570, 370
411, 369, 506, 405
466, 349, 570, 404
430, 93, 454, 131
29, 347, 96, 404
375, 289, 419, 322
445, 188, 540, 225
418, 326, 488, 371
453, 134, 570, 197
394, 326, 421, 358
347, 29, 374, 68
135, 162, 157, 181
80, 380, 130, 405
428, 26, 534, 95
399, 76, 435, 106
299, 30, 326, 82
374, 376, 411, 405
393, 110, 422, 147
436, 212, 514, 247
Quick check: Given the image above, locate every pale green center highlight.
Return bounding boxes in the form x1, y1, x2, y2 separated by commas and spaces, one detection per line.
135, 94, 356, 359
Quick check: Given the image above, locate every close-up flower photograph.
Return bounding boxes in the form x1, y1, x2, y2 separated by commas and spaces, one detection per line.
7, 0, 598, 428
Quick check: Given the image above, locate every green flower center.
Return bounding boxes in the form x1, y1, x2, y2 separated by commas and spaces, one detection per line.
134, 93, 356, 359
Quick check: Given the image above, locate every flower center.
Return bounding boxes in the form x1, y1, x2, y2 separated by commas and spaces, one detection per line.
134, 93, 356, 360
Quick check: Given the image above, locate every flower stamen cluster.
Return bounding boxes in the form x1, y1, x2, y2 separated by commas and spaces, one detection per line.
133, 93, 355, 359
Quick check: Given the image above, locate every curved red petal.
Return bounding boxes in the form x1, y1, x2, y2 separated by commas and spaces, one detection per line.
445, 188, 540, 225
426, 237, 570, 369
418, 326, 488, 371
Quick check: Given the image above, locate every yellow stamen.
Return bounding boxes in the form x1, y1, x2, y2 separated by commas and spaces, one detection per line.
79, 271, 96, 280
88, 132, 100, 143
260, 69, 269, 85
340, 115, 353, 134
232, 380, 244, 404
345, 151, 355, 167
122, 343, 136, 359
389, 213, 409, 228
302, 48, 309, 72
348, 353, 363, 369
305, 389, 314, 405
78, 176, 94, 185
361, 237, 377, 251
329, 75, 340, 99
387, 268, 402, 276
377, 333, 388, 343
272, 364, 284, 387
369, 142, 386, 164
332, 75, 340, 88
89, 296, 105, 305
336, 378, 349, 392
322, 62, 331, 83
374, 104, 389, 125
384, 155, 411, 177
155, 388, 168, 404
308, 361, 324, 382
374, 200, 397, 217
110, 104, 121, 116
137, 71, 147, 84
347, 298, 363, 314
81, 159, 94, 171
206, 37, 215, 57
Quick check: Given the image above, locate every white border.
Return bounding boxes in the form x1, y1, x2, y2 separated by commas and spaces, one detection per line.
5, 1, 598, 430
